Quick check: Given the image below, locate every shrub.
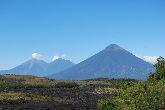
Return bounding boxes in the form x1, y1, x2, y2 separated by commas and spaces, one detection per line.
98, 80, 165, 110
98, 99, 119, 110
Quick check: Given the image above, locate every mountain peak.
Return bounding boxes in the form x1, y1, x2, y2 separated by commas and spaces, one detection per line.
51, 44, 154, 80
51, 58, 67, 62
105, 44, 124, 51
26, 58, 47, 65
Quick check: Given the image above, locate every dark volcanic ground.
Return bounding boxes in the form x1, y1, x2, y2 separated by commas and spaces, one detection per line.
0, 85, 114, 110
0, 75, 135, 110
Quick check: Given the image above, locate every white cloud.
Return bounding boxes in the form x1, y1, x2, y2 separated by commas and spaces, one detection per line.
51, 54, 67, 61
139, 56, 159, 64
52, 55, 60, 61
32, 53, 43, 60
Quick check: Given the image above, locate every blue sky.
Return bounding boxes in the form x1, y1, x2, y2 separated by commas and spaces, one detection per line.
0, 0, 165, 69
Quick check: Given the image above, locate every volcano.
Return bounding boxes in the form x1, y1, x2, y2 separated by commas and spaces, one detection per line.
50, 44, 154, 80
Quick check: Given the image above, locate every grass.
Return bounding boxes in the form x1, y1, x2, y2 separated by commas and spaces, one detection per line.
0, 74, 79, 90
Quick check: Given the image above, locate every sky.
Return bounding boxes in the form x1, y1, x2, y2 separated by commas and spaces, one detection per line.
0, 0, 165, 69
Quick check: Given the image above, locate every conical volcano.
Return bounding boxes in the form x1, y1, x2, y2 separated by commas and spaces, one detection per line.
50, 44, 154, 80
0, 58, 75, 77
0, 59, 48, 76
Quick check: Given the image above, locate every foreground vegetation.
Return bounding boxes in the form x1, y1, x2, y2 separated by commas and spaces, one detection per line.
98, 57, 165, 110
0, 74, 136, 110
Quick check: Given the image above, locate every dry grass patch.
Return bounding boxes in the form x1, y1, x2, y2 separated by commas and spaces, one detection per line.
93, 87, 117, 94
0, 91, 74, 103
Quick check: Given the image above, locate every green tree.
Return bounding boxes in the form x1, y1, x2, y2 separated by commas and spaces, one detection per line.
148, 56, 165, 81
98, 57, 165, 110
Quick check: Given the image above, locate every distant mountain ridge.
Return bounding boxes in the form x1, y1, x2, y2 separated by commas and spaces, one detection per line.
50, 44, 154, 80
0, 58, 75, 77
